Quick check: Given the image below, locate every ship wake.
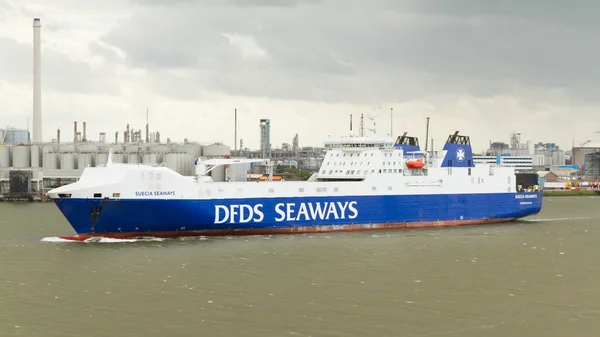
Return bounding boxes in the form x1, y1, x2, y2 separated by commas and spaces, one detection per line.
40, 236, 166, 243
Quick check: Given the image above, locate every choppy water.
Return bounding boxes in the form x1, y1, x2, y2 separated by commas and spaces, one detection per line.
1, 196, 600, 336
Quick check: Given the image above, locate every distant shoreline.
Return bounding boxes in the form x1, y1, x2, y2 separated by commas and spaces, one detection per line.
543, 190, 599, 197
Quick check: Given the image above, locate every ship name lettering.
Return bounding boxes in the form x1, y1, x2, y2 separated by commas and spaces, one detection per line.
214, 204, 265, 224
135, 191, 176, 197
274, 201, 358, 222
515, 194, 537, 199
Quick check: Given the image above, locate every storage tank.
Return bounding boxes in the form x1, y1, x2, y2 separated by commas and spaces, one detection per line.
59, 144, 75, 153
229, 162, 251, 182
12, 145, 31, 168
150, 144, 170, 154
78, 153, 94, 169
183, 153, 193, 175
60, 153, 75, 170
142, 153, 158, 166
78, 144, 98, 153
128, 153, 140, 164
203, 144, 231, 157
0, 145, 10, 168
126, 145, 140, 153
112, 153, 125, 163
211, 165, 226, 182
95, 153, 108, 167
30, 144, 40, 168
165, 153, 178, 172
43, 153, 58, 169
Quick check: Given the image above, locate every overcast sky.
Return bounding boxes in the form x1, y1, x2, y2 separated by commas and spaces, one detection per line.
1, 0, 599, 152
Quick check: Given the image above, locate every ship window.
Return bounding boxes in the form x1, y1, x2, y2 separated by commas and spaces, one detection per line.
269, 188, 274, 193
364, 170, 367, 174
508, 177, 511, 184
156, 173, 162, 180
371, 170, 375, 173
393, 169, 397, 173
156, 184, 162, 190
329, 170, 332, 174
334, 187, 339, 192
113, 193, 120, 198
322, 188, 327, 192
58, 193, 71, 198
141, 172, 145, 180
94, 193, 102, 198
299, 188, 304, 192
218, 189, 224, 192
468, 168, 471, 176
372, 186, 376, 191
388, 186, 392, 191
149, 172, 154, 180
321, 170, 325, 174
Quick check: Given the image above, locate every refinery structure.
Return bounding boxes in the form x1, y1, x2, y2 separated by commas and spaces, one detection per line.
0, 18, 327, 201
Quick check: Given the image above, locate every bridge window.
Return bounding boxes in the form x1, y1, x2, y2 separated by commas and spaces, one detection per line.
112, 193, 120, 198
94, 193, 102, 198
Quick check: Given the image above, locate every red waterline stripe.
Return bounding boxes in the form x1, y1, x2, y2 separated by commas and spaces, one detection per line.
58, 218, 517, 241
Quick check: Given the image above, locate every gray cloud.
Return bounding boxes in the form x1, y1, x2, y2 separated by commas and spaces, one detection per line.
93, 1, 599, 104
130, 0, 320, 7
0, 37, 118, 95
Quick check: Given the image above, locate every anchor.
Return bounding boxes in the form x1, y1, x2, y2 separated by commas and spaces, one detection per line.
90, 207, 101, 233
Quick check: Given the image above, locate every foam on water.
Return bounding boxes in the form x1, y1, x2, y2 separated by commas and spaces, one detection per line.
40, 236, 165, 243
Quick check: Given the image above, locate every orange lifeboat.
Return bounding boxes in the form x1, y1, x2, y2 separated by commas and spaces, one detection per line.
406, 158, 425, 169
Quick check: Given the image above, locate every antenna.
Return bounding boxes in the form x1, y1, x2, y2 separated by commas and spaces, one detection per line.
390, 108, 393, 137
350, 114, 353, 131
360, 113, 364, 137
425, 117, 430, 151
234, 108, 237, 151
145, 109, 149, 143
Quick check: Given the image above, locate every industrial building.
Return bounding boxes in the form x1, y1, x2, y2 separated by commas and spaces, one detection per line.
584, 152, 600, 179
0, 122, 235, 199
485, 132, 566, 171
571, 143, 600, 169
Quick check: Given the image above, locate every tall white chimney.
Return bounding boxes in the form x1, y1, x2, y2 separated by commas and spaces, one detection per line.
32, 18, 42, 143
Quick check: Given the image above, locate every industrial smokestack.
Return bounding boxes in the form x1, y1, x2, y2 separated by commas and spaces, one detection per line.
82, 122, 87, 142
73, 121, 77, 143
145, 109, 149, 143
32, 18, 42, 143
234, 108, 237, 151
57, 128, 60, 143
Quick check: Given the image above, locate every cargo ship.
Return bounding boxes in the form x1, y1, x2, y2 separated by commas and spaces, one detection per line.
48, 116, 543, 241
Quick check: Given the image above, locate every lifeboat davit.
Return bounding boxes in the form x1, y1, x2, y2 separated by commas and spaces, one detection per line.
406, 158, 425, 169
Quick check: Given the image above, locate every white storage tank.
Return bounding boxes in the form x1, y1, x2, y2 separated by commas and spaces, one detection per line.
0, 145, 10, 168
43, 153, 58, 169
60, 153, 75, 170
228, 162, 251, 182
59, 144, 75, 153
165, 153, 178, 172
203, 143, 231, 157
112, 153, 125, 163
95, 153, 108, 167
78, 153, 94, 169
12, 145, 31, 168
150, 144, 170, 154
30, 144, 40, 168
183, 153, 193, 175
78, 144, 98, 153
211, 165, 226, 182
142, 153, 158, 166
128, 153, 140, 164
126, 145, 140, 153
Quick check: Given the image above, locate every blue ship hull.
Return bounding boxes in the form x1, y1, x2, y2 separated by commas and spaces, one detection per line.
53, 191, 543, 240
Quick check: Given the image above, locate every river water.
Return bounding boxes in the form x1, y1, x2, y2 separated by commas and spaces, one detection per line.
0, 196, 599, 337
